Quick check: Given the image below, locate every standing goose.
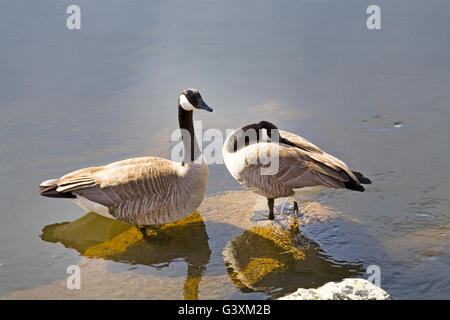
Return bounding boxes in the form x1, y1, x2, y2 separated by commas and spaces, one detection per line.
39, 88, 213, 239
223, 121, 371, 220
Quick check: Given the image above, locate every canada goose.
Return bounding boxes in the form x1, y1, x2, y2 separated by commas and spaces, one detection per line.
39, 88, 213, 239
222, 121, 371, 220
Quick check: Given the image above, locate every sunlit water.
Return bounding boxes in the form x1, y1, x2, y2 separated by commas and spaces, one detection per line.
1, 0, 449, 299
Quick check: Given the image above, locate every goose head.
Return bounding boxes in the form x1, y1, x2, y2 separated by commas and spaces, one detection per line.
178, 88, 213, 112
241, 121, 279, 141
226, 121, 280, 153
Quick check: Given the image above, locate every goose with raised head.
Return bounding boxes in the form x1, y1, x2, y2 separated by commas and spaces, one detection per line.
39, 88, 213, 239
223, 121, 371, 220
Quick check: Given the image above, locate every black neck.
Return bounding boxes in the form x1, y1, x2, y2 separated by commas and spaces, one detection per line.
178, 105, 201, 163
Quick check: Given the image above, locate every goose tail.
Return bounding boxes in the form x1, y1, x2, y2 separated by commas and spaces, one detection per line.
352, 171, 372, 184
343, 170, 372, 192
344, 181, 365, 192
39, 179, 76, 199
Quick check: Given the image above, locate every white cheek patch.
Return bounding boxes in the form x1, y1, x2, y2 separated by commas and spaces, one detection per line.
180, 94, 196, 111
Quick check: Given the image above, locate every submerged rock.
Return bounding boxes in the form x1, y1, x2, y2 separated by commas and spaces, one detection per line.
279, 278, 392, 300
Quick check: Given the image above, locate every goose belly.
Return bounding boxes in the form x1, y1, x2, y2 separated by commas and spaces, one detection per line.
223, 148, 291, 198
290, 186, 327, 202
109, 191, 206, 225
110, 163, 208, 225
71, 195, 116, 220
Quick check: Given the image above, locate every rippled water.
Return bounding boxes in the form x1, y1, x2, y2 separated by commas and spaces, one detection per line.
1, 0, 449, 299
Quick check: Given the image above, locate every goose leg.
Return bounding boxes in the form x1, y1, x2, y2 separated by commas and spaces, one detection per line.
268, 198, 275, 220
138, 226, 151, 242
293, 201, 299, 217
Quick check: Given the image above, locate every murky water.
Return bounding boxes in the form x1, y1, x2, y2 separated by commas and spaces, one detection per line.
1, 0, 449, 299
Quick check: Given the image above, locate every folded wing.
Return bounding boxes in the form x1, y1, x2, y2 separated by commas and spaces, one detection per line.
53, 157, 179, 208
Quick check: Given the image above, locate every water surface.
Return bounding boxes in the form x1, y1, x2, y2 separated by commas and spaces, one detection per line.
1, 0, 449, 299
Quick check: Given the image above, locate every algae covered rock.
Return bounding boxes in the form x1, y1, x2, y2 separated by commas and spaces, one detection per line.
223, 221, 364, 296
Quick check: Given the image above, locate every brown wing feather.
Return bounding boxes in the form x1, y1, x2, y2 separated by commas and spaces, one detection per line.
278, 130, 323, 153
275, 146, 348, 189
279, 130, 359, 183
55, 157, 179, 207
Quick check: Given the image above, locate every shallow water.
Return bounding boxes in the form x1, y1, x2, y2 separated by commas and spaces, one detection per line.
1, 0, 449, 299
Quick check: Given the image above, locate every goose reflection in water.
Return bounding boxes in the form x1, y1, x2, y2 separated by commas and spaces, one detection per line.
223, 220, 365, 299
40, 211, 210, 300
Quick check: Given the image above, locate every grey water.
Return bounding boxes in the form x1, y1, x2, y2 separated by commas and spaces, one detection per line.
0, 0, 449, 299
